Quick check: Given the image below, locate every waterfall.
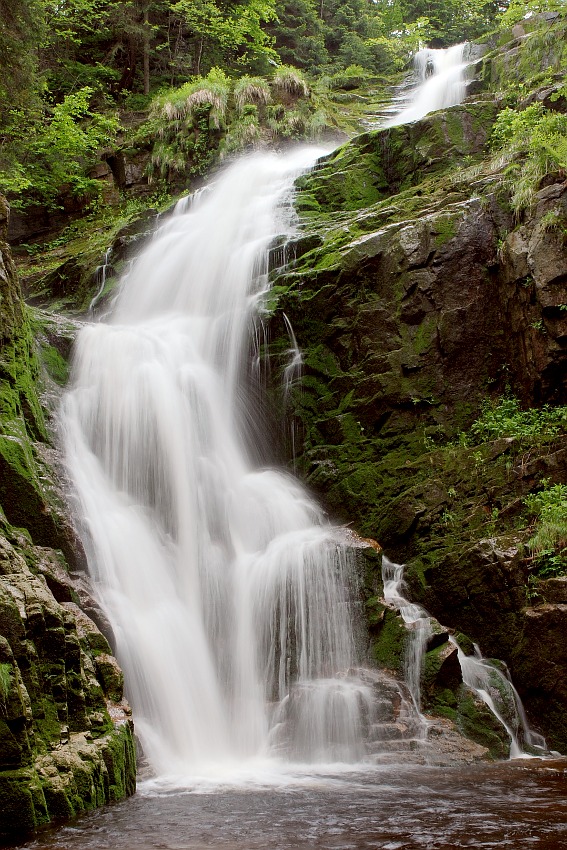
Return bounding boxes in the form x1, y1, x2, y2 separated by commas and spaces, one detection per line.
383, 43, 469, 127
451, 638, 548, 758
61, 148, 374, 778
382, 556, 431, 724
381, 557, 548, 759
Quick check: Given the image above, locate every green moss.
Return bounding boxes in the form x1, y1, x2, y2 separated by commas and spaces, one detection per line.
103, 725, 137, 801
0, 770, 41, 840
42, 779, 75, 822
456, 688, 510, 759
370, 608, 407, 673
433, 214, 458, 248
40, 345, 70, 386
33, 697, 62, 749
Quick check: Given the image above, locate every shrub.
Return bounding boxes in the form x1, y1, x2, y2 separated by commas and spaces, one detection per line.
0, 87, 118, 209
466, 396, 567, 443
151, 67, 231, 128
233, 76, 271, 113
490, 104, 567, 213
271, 65, 310, 97
525, 483, 567, 576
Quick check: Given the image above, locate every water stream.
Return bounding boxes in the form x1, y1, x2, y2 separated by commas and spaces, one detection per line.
382, 557, 549, 760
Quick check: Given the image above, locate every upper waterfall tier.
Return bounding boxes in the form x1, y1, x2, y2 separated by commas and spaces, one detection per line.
383, 42, 470, 127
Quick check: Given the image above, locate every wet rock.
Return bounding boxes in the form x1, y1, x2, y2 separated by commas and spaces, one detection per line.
538, 577, 567, 604
0, 196, 135, 842
0, 527, 136, 843
267, 31, 567, 753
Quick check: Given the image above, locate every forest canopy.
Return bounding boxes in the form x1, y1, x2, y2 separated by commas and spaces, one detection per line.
0, 0, 557, 212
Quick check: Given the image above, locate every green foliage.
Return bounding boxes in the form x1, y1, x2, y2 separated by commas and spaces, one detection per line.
0, 87, 118, 209
327, 65, 373, 91
0, 663, 11, 704
268, 0, 329, 70
152, 68, 231, 126
525, 483, 567, 576
0, 0, 45, 118
500, 0, 567, 27
464, 396, 567, 444
490, 104, 567, 213
233, 76, 271, 113
271, 65, 310, 97
146, 68, 232, 180
144, 66, 327, 183
398, 0, 499, 43
171, 0, 277, 74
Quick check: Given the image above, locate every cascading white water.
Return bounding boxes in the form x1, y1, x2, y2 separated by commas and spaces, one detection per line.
382, 556, 431, 724
62, 148, 374, 778
381, 557, 548, 760
450, 638, 548, 759
383, 43, 469, 127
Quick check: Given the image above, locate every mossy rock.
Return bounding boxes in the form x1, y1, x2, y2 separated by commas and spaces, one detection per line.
455, 687, 511, 759
370, 608, 407, 674
0, 768, 48, 841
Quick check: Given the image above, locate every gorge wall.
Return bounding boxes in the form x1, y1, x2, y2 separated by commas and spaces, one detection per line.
0, 199, 136, 844
267, 15, 567, 753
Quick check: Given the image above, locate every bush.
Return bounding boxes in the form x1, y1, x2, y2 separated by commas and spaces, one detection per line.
525, 482, 567, 576
271, 65, 310, 97
233, 76, 271, 113
0, 87, 118, 209
466, 396, 567, 443
151, 67, 231, 128
490, 103, 567, 212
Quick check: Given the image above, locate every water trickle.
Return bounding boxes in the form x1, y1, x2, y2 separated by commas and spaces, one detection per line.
382, 557, 431, 724
381, 557, 548, 760
89, 247, 112, 314
62, 147, 374, 778
383, 43, 470, 127
451, 638, 548, 758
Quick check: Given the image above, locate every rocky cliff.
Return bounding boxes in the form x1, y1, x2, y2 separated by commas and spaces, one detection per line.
0, 199, 136, 844
267, 15, 567, 751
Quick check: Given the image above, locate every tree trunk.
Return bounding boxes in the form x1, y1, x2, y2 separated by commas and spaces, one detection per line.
196, 37, 204, 76
143, 6, 150, 96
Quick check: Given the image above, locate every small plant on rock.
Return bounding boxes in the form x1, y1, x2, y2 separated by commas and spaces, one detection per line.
234, 76, 271, 113
272, 65, 310, 98
0, 663, 12, 713
525, 482, 567, 576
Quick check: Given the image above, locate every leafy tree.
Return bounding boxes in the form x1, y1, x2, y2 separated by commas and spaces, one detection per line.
500, 0, 567, 26
268, 0, 329, 70
171, 0, 277, 75
0, 87, 118, 209
399, 0, 500, 43
0, 0, 45, 117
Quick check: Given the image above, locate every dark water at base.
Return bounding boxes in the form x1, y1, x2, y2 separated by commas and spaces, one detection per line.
17, 761, 567, 850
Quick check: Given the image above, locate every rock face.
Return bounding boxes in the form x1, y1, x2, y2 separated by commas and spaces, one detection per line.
0, 197, 135, 843
267, 18, 567, 752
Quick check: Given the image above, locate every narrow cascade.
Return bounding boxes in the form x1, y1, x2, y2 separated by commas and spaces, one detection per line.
381, 557, 431, 726
450, 638, 548, 759
89, 247, 112, 314
61, 148, 374, 778
383, 43, 469, 127
382, 558, 548, 759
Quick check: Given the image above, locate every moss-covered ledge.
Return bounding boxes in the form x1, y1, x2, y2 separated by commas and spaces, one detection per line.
0, 196, 136, 843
